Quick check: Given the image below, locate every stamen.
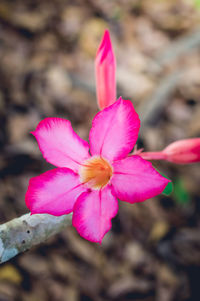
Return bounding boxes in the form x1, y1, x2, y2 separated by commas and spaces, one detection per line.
79, 156, 113, 190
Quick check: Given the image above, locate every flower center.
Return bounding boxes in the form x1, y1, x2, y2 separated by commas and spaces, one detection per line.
79, 156, 113, 189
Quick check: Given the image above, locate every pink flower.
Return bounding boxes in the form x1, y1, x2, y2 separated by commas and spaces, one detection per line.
140, 138, 200, 164
25, 98, 169, 243
95, 29, 116, 110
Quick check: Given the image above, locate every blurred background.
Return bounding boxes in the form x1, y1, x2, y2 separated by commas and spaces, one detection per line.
0, 0, 200, 300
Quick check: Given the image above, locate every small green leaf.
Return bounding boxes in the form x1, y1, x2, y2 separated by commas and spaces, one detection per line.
161, 173, 173, 196
173, 178, 190, 205
163, 181, 173, 196
156, 169, 173, 196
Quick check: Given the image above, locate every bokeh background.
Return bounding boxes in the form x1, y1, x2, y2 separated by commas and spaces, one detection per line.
0, 0, 200, 300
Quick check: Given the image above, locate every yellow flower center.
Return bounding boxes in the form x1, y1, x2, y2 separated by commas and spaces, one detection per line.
79, 156, 113, 190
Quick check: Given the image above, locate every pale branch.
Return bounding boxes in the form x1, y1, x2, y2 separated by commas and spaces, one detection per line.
0, 213, 72, 264
155, 27, 200, 67
139, 70, 181, 133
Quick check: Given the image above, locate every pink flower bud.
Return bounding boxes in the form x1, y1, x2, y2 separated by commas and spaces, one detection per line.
140, 138, 200, 164
95, 29, 116, 110
163, 138, 200, 164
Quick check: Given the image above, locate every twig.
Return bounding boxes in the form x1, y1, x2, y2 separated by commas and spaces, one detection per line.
139, 70, 181, 134
0, 213, 72, 264
155, 27, 200, 67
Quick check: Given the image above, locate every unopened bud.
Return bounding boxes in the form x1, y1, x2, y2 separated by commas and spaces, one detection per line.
95, 30, 116, 110
163, 138, 200, 164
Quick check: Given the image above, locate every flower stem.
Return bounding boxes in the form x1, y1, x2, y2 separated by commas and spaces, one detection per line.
140, 151, 167, 161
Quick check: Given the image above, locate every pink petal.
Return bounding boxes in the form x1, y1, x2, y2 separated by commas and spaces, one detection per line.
32, 118, 90, 172
72, 186, 118, 243
25, 168, 85, 216
89, 98, 140, 162
111, 155, 169, 203
95, 29, 116, 110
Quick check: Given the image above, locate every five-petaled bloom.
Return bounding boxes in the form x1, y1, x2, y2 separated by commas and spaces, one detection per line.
26, 98, 169, 243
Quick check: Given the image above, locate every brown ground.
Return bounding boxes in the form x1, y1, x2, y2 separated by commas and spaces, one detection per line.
0, 0, 200, 300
